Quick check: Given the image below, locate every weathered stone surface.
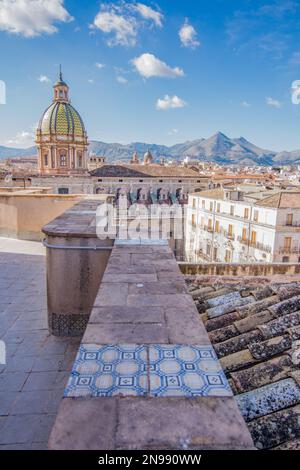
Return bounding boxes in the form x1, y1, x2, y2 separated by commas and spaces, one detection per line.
48, 397, 117, 450
269, 295, 300, 318
248, 404, 300, 449
102, 273, 158, 283
252, 286, 273, 301
235, 378, 300, 422
220, 349, 258, 373
127, 293, 194, 309
237, 295, 279, 319
234, 310, 273, 334
215, 329, 263, 358
191, 286, 214, 299
207, 296, 254, 319
209, 325, 239, 344
128, 281, 187, 295
258, 311, 300, 339
230, 355, 293, 393
116, 397, 254, 450
94, 283, 128, 307
249, 335, 292, 360
206, 291, 241, 309
277, 283, 300, 301
82, 322, 168, 344
89, 306, 164, 324
165, 308, 211, 344
199, 287, 233, 302
288, 325, 300, 340
274, 438, 300, 450
205, 311, 240, 332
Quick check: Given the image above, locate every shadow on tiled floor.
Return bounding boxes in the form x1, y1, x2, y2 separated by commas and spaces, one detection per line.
0, 252, 81, 450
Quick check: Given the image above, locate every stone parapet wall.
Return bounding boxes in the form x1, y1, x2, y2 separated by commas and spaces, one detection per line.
179, 262, 300, 277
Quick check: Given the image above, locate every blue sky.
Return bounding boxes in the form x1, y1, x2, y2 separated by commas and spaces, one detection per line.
1, 0, 300, 151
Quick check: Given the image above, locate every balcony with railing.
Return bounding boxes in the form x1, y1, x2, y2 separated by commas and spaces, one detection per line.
277, 246, 300, 254
237, 236, 272, 253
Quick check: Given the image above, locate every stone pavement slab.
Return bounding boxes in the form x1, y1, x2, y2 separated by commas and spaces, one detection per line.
0, 249, 80, 450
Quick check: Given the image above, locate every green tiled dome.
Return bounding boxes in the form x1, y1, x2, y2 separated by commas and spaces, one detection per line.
38, 101, 86, 137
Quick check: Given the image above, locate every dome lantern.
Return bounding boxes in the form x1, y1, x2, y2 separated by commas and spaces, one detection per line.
53, 65, 69, 103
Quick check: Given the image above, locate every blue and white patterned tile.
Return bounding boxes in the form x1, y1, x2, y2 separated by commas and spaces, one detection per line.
64, 344, 148, 397
148, 345, 233, 397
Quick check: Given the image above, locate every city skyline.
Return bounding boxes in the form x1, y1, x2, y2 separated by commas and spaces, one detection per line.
1, 0, 300, 152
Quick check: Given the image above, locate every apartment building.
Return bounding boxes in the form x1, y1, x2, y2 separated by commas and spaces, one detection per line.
185, 188, 300, 263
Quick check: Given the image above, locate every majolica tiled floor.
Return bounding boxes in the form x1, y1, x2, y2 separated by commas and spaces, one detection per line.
64, 344, 232, 398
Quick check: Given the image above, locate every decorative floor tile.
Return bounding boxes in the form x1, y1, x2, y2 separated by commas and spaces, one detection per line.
64, 344, 148, 397
148, 345, 233, 397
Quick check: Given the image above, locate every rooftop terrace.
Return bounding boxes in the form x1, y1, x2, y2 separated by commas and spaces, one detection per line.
0, 241, 80, 449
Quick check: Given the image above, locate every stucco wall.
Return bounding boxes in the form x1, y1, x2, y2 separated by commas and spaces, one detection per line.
0, 194, 86, 241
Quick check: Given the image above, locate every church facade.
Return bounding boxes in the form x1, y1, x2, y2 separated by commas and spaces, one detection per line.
36, 69, 88, 175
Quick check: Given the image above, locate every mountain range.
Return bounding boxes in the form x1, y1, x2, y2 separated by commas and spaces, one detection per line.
1, 132, 300, 166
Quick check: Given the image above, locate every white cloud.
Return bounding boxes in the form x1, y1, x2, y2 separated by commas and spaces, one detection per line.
95, 62, 106, 69
168, 128, 179, 135
241, 100, 251, 107
91, 5, 137, 47
156, 95, 187, 110
116, 76, 128, 84
38, 74, 51, 83
7, 130, 34, 145
88, 79, 94, 84
179, 19, 200, 49
0, 0, 73, 38
266, 96, 281, 108
134, 3, 163, 27
132, 53, 184, 78
91, 2, 163, 47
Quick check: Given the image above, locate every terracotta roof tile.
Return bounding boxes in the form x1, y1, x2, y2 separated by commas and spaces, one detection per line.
188, 279, 300, 449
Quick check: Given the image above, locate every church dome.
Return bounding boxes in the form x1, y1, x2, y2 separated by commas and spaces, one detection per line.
37, 101, 86, 137
143, 149, 153, 164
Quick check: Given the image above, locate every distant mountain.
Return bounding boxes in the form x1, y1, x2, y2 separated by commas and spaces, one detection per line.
0, 132, 299, 165
0, 145, 36, 159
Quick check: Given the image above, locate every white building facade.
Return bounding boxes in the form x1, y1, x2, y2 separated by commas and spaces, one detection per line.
185, 188, 300, 264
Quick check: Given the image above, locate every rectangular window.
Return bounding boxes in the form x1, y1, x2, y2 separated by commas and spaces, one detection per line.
192, 198, 196, 208
202, 200, 205, 209
286, 214, 293, 226
206, 244, 211, 256
242, 227, 247, 241
230, 205, 234, 216
215, 220, 220, 233
213, 247, 218, 261
217, 203, 220, 213
284, 237, 292, 250
251, 231, 257, 245
60, 155, 67, 166
208, 219, 213, 230
192, 214, 196, 226
210, 202, 213, 211
44, 155, 48, 166
58, 187, 69, 194
253, 210, 259, 222
228, 224, 233, 237
225, 250, 231, 262
244, 208, 249, 219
